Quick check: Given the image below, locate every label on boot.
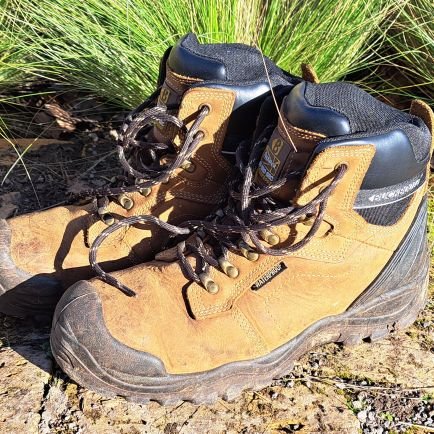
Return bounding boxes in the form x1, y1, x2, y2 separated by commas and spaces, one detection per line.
251, 262, 287, 290
254, 107, 325, 203
158, 67, 203, 106
256, 131, 293, 185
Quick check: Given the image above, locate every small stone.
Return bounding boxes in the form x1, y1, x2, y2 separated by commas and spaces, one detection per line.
269, 391, 279, 400
88, 133, 99, 142
353, 400, 364, 411
357, 410, 368, 423
109, 129, 119, 140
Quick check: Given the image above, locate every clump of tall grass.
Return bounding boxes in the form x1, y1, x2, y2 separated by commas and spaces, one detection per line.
259, 0, 397, 83
358, 0, 433, 105
387, 0, 433, 102
6, 0, 262, 108
0, 6, 30, 89
6, 0, 397, 108
0, 4, 42, 133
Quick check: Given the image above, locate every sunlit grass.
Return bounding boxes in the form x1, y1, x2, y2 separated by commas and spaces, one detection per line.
6, 0, 263, 108
258, 0, 398, 82
357, 0, 433, 105
4, 0, 399, 108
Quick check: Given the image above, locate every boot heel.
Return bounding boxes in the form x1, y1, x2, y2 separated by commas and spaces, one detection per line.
338, 198, 429, 344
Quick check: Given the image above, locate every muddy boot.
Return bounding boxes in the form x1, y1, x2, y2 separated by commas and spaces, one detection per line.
51, 80, 432, 404
0, 33, 297, 319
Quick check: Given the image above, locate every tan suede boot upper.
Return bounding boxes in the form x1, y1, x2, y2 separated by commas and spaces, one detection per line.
51, 80, 433, 404
0, 33, 295, 317
6, 84, 235, 283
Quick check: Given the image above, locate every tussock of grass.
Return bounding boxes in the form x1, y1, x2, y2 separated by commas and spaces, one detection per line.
0, 8, 28, 89
388, 0, 433, 102
258, 0, 397, 82
357, 0, 433, 104
5, 0, 398, 108
6, 0, 264, 108
0, 3, 48, 133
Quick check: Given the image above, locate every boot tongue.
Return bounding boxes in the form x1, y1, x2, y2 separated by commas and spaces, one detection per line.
255, 82, 351, 202
156, 32, 243, 109
152, 33, 294, 149
151, 33, 240, 144
151, 35, 208, 143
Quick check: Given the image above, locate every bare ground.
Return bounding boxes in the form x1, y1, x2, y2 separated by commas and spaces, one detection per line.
0, 135, 433, 434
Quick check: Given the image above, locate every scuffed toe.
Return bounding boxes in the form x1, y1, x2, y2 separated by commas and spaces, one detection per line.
51, 280, 167, 396
0, 219, 63, 318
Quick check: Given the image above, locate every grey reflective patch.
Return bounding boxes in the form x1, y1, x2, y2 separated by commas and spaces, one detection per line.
354, 173, 425, 209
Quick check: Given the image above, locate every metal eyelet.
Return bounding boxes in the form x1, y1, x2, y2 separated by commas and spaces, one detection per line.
101, 213, 115, 226
194, 130, 205, 141
301, 213, 315, 226
238, 241, 259, 262
335, 162, 348, 171
199, 103, 211, 114
218, 257, 239, 278
199, 273, 219, 294
140, 187, 152, 197
181, 160, 196, 173
259, 229, 280, 246
118, 194, 134, 210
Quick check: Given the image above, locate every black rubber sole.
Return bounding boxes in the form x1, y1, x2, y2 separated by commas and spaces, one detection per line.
50, 199, 430, 405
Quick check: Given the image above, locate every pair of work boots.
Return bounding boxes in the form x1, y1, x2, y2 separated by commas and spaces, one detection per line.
1, 34, 433, 404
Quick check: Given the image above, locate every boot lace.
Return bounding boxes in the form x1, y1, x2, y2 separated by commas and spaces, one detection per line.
90, 127, 348, 296
76, 90, 210, 224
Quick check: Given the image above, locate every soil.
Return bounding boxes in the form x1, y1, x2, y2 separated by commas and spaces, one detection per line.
0, 96, 433, 434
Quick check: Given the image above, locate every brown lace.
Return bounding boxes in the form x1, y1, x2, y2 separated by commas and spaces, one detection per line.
89, 128, 348, 297
74, 91, 209, 226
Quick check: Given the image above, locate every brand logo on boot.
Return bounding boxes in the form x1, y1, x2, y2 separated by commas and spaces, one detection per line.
258, 138, 284, 183
368, 175, 423, 204
158, 87, 171, 105
251, 262, 287, 290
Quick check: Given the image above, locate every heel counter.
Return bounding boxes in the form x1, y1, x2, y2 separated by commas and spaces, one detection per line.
410, 99, 434, 170
350, 197, 428, 309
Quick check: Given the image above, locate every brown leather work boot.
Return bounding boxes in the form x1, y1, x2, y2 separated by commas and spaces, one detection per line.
0, 34, 296, 318
51, 80, 433, 404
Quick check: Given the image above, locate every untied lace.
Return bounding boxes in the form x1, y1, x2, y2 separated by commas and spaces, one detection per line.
75, 89, 210, 218
89, 126, 348, 297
